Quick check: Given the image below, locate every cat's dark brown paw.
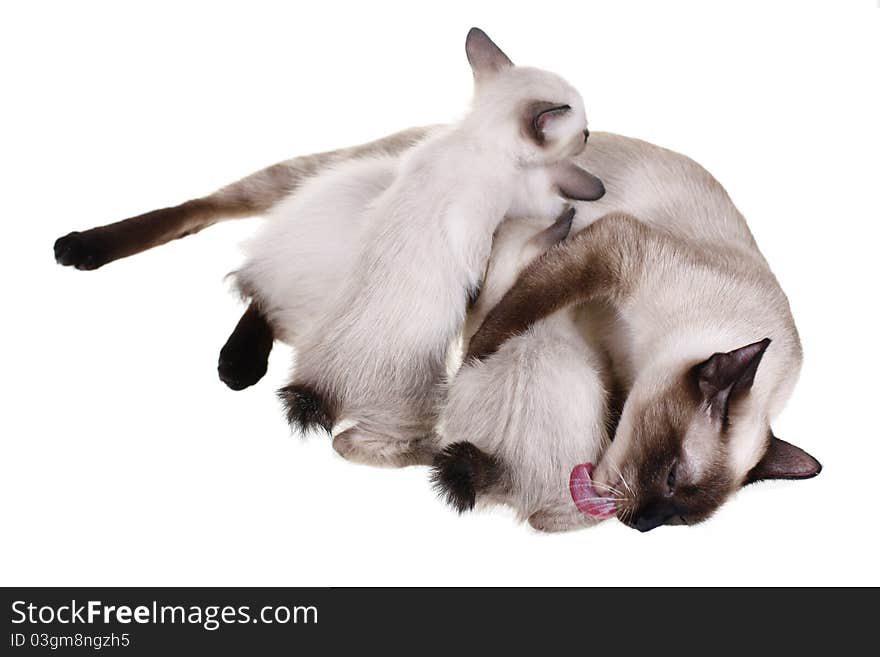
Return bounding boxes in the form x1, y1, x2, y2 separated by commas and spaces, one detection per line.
218, 343, 270, 391
218, 308, 274, 391
54, 231, 109, 270
277, 383, 335, 433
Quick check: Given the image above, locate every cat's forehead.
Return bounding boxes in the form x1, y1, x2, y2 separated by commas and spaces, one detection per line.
491, 66, 583, 106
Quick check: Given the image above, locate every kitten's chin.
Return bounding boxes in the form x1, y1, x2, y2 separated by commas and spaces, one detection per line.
564, 136, 588, 160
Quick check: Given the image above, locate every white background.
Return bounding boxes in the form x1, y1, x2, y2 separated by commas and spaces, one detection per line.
2, 0, 878, 586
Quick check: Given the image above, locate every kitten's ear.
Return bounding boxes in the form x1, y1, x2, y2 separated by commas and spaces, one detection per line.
466, 27, 513, 81
746, 435, 822, 484
526, 102, 572, 145
530, 206, 576, 250
694, 338, 771, 423
551, 163, 606, 201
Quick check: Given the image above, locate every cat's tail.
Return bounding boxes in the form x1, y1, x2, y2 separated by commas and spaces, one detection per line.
430, 442, 504, 513
53, 126, 437, 271
277, 383, 339, 436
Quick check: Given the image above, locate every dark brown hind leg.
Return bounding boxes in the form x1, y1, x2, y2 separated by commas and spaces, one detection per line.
53, 126, 436, 270
54, 198, 230, 270
52, 164, 293, 272
218, 303, 275, 391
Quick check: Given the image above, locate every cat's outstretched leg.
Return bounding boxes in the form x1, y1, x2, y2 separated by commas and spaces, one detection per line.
54, 179, 287, 270
333, 427, 435, 468
217, 303, 275, 390
53, 126, 436, 270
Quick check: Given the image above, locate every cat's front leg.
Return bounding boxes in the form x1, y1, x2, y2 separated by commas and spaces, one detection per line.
217, 303, 275, 390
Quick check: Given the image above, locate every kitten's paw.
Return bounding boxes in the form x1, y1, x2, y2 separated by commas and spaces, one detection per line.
528, 508, 598, 533
430, 442, 501, 512
219, 305, 274, 391
218, 346, 269, 391
333, 429, 431, 468
278, 383, 335, 433
54, 230, 109, 270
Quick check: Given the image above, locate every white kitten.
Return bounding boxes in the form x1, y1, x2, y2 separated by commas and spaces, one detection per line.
236, 28, 604, 466
434, 211, 611, 531
235, 154, 400, 344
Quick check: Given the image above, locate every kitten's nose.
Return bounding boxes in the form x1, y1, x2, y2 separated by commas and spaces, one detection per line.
583, 129, 590, 143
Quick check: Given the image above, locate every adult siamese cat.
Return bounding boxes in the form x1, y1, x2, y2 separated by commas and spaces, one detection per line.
433, 209, 612, 532
465, 134, 822, 531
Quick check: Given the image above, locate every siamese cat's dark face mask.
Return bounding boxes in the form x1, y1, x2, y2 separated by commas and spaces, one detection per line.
573, 340, 822, 532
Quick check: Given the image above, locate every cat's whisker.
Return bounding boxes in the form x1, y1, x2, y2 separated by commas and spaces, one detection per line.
567, 477, 623, 494
590, 481, 624, 496
612, 463, 635, 498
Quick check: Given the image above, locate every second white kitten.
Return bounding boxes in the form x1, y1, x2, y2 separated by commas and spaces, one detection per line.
434, 211, 612, 531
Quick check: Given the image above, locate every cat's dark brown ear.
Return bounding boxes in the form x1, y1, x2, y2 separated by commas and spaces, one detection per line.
694, 338, 771, 423
551, 163, 605, 201
529, 206, 576, 250
466, 27, 513, 81
746, 435, 822, 484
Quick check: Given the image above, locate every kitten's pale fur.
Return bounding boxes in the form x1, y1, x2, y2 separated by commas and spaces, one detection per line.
236, 29, 603, 466
435, 212, 611, 531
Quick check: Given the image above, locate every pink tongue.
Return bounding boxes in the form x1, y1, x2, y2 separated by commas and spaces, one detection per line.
570, 463, 617, 519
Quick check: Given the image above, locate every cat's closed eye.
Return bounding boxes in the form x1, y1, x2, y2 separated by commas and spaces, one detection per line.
666, 463, 677, 494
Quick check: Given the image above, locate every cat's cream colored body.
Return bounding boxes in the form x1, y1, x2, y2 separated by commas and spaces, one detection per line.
463, 132, 809, 528
559, 133, 802, 483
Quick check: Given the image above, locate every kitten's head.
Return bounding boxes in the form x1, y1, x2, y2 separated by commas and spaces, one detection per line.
579, 340, 822, 531
464, 28, 594, 168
